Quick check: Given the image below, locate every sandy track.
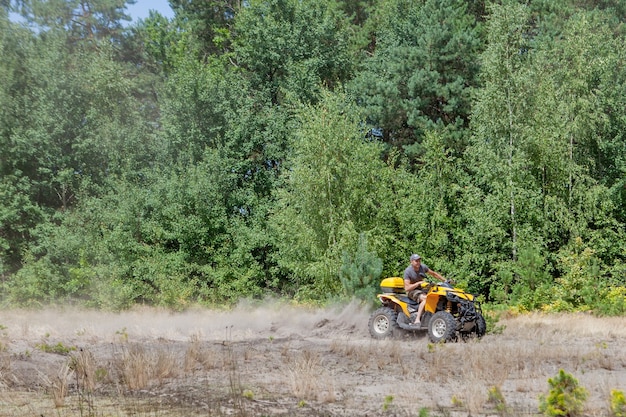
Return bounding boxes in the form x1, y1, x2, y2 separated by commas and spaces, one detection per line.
0, 303, 624, 416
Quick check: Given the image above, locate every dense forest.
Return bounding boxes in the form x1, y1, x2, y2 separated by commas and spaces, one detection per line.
1, 0, 625, 314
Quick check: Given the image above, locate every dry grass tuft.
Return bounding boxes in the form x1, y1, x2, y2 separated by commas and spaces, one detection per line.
115, 344, 152, 390
458, 373, 489, 414
48, 362, 71, 407
286, 348, 320, 397
0, 327, 11, 387
70, 348, 97, 392
154, 348, 180, 382
285, 348, 336, 402
0, 352, 11, 387
184, 333, 204, 372
183, 334, 222, 373
114, 343, 181, 389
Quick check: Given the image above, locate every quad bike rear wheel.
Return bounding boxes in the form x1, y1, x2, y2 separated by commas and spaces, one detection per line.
428, 311, 457, 343
368, 307, 400, 339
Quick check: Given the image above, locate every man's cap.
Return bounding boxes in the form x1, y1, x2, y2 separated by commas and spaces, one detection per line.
410, 254, 421, 261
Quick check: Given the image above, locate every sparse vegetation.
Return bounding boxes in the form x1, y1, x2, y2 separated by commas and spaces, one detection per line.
382, 395, 394, 411
115, 327, 129, 342
418, 407, 430, 417
488, 386, 510, 416
35, 342, 76, 355
0, 308, 623, 416
451, 395, 464, 408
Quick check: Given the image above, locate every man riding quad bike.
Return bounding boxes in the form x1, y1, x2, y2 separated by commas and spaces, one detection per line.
368, 277, 486, 343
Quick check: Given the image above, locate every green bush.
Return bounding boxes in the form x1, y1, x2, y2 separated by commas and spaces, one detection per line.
611, 389, 626, 417
539, 369, 588, 417
339, 233, 382, 303
596, 287, 626, 316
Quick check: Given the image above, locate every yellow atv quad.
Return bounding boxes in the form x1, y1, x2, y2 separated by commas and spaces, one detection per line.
368, 277, 486, 343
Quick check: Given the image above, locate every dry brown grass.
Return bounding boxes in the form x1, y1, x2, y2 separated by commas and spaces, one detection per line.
284, 347, 337, 403
116, 343, 151, 390
0, 309, 624, 416
113, 342, 180, 390
48, 362, 71, 407
0, 352, 11, 388
183, 333, 203, 372
154, 347, 180, 382
285, 348, 321, 397
70, 348, 97, 391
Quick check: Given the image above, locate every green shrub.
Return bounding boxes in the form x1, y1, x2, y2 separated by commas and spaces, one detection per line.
488, 385, 510, 415
553, 244, 600, 312
339, 233, 382, 303
2, 252, 58, 306
36, 342, 76, 355
482, 307, 506, 335
611, 389, 626, 417
596, 287, 626, 316
539, 369, 588, 417
418, 408, 430, 417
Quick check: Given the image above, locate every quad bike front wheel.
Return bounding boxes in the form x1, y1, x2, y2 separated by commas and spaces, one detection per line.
475, 312, 486, 337
368, 307, 400, 339
428, 311, 457, 343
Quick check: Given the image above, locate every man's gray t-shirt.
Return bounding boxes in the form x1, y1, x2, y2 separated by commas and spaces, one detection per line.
403, 263, 430, 284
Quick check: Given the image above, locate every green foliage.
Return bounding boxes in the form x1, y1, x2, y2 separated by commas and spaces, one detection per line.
611, 389, 626, 417
539, 369, 588, 417
36, 341, 77, 355
464, 2, 626, 307
398, 129, 465, 279
168, 0, 240, 56
1, 0, 626, 312
382, 395, 394, 411
13, 0, 132, 43
339, 234, 383, 302
233, 0, 353, 104
270, 90, 399, 300
465, 1, 533, 284
596, 286, 626, 316
349, 0, 482, 150
499, 244, 553, 309
551, 240, 600, 311
0, 176, 47, 273
482, 309, 506, 335
3, 252, 62, 306
159, 56, 241, 164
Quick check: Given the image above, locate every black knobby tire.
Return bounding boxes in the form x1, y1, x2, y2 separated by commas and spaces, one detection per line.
475, 312, 487, 338
428, 311, 457, 343
368, 307, 400, 339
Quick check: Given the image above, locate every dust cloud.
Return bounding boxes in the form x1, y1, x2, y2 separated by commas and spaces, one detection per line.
0, 299, 373, 344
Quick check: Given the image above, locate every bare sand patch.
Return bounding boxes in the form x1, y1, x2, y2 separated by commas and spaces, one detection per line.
0, 304, 624, 416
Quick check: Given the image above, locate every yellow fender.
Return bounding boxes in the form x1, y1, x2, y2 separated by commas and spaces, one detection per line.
424, 284, 475, 314
376, 293, 413, 318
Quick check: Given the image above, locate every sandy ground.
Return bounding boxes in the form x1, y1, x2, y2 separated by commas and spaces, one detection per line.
0, 301, 624, 416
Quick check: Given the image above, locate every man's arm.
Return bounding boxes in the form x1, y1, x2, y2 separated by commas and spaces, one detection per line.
427, 269, 446, 282
404, 277, 422, 291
